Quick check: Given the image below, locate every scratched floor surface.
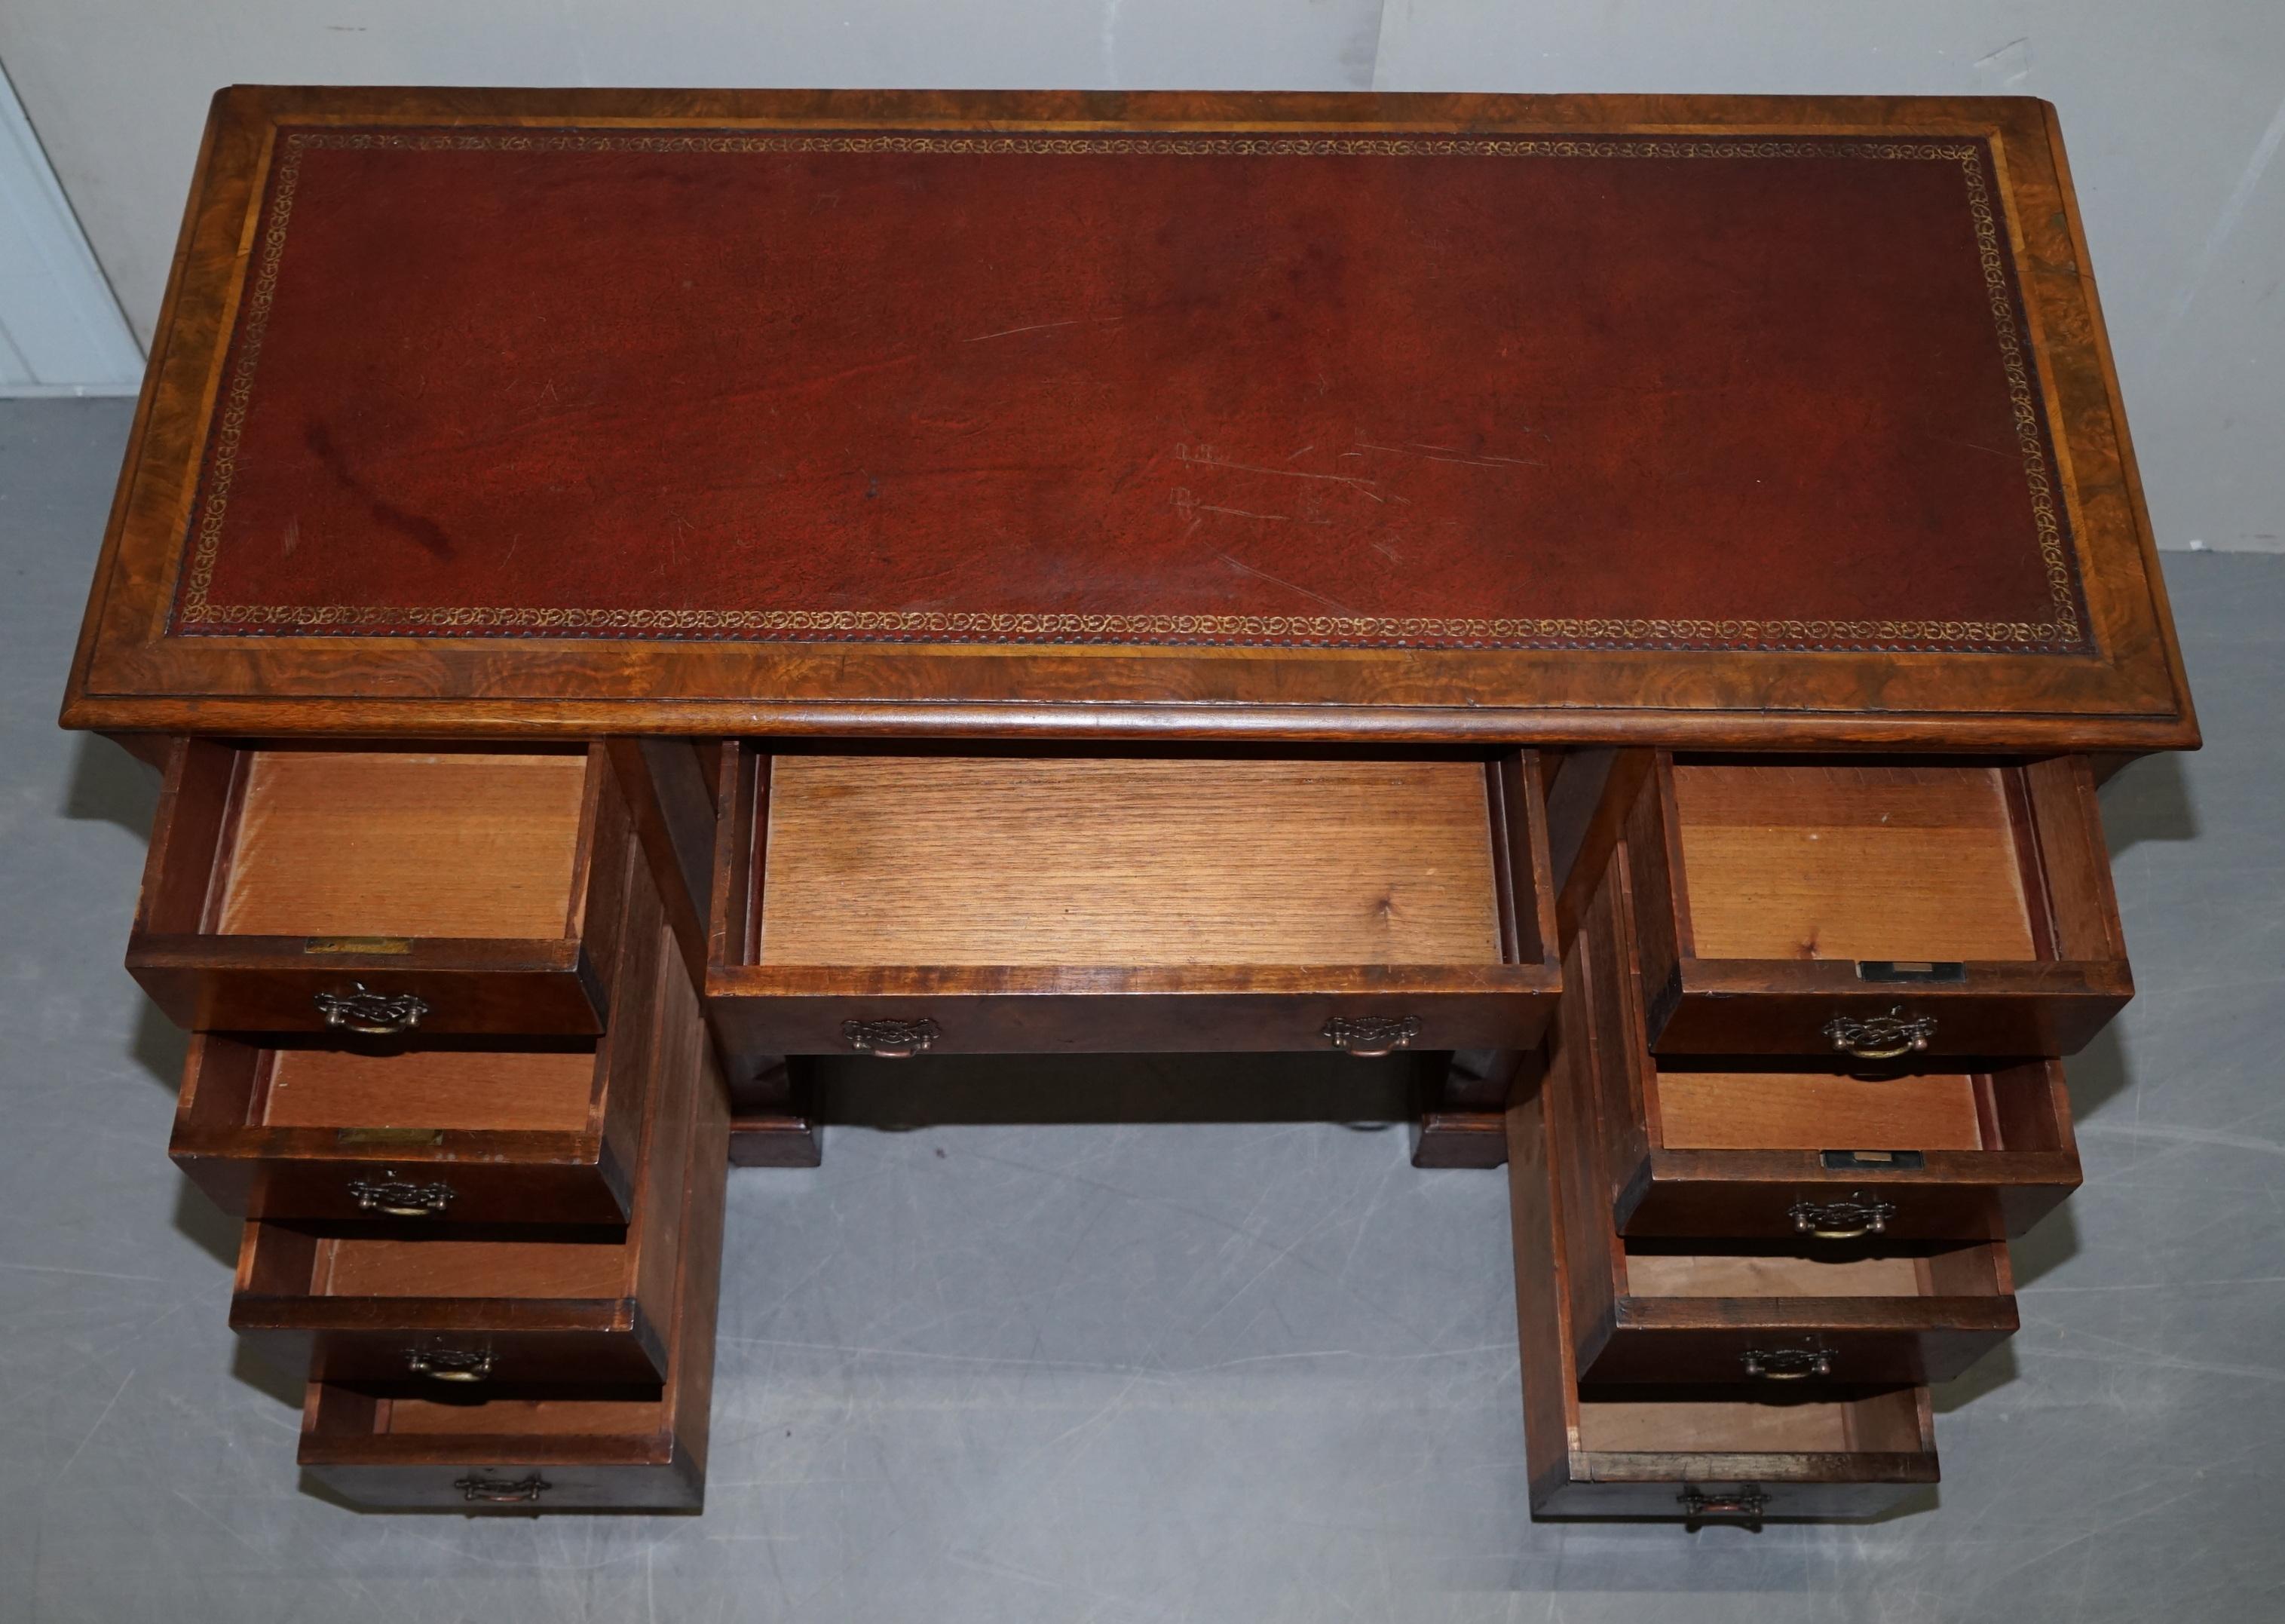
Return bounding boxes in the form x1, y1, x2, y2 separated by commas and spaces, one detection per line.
3, 397, 2280, 1621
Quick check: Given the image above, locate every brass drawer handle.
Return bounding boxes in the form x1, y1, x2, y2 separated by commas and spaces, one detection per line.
455, 1473, 549, 1504
346, 1175, 454, 1218
1789, 1193, 1897, 1241
1823, 1008, 1935, 1061
1679, 1486, 1768, 1527
316, 983, 430, 1037
1741, 1346, 1834, 1382
1322, 1016, 1422, 1058
843, 1018, 940, 1059
406, 1347, 492, 1383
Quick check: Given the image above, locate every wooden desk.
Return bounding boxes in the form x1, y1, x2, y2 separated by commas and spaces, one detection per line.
63, 87, 2195, 1522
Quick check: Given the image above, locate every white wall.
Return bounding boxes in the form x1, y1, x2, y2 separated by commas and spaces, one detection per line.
0, 62, 140, 393
0, 1, 2277, 547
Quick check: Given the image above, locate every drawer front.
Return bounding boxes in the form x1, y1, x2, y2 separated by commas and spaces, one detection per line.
1615, 1160, 2080, 1243
1579, 1319, 2017, 1387
1646, 969, 2132, 1059
171, 1139, 629, 1226
301, 1449, 700, 1512
237, 1313, 666, 1388
129, 945, 606, 1036
711, 982, 1553, 1059
1534, 1466, 1934, 1521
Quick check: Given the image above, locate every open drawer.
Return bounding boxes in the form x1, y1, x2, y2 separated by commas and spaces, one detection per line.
1621, 1061, 2078, 1241
1570, 844, 2080, 1239
1619, 752, 2130, 1057
1578, 1236, 2018, 1387
129, 740, 635, 1035
1510, 1087, 1940, 1521
296, 1015, 728, 1512
706, 746, 1559, 1065
1540, 1386, 1939, 1523
1542, 894, 2017, 1387
171, 869, 670, 1226
231, 921, 712, 1388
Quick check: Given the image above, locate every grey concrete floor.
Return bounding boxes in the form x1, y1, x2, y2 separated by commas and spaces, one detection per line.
3, 397, 2280, 1621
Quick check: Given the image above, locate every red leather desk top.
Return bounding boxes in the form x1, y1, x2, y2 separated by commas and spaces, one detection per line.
64, 91, 2195, 746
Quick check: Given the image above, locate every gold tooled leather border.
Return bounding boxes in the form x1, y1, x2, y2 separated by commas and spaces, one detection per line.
173, 129, 2084, 654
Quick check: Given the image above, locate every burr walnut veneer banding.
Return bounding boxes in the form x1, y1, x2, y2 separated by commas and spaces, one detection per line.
54, 86, 2203, 1524
61, 88, 2196, 749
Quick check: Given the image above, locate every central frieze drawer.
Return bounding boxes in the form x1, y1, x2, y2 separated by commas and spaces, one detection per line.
706, 747, 1560, 1060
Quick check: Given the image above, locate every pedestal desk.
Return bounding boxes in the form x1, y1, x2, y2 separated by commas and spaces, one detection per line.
60, 88, 2198, 1521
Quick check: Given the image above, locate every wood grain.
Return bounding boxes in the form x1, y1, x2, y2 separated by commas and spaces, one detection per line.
259, 1046, 596, 1132
1576, 1388, 1925, 1454
373, 1393, 668, 1438
757, 755, 1501, 967
218, 750, 589, 938
315, 1236, 627, 1299
1671, 761, 2037, 962
1511, 958, 1941, 1515
293, 920, 732, 1509
1554, 798, 2081, 1237
1652, 1070, 1986, 1152
234, 914, 705, 1393
1622, 1249, 1930, 1299
58, 90, 2197, 750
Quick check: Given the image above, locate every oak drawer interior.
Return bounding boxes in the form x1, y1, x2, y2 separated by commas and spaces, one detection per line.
1617, 751, 2130, 1057
1576, 1384, 1930, 1455
1670, 760, 2039, 964
1617, 1238, 2011, 1301
308, 1383, 668, 1438
1513, 1081, 1943, 1518
247, 1227, 633, 1300
231, 945, 707, 1387
130, 738, 644, 1036
219, 1041, 600, 1134
752, 753, 1510, 967
293, 995, 729, 1510
200, 746, 593, 940
1571, 846, 2084, 1237
1649, 1062, 2071, 1154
